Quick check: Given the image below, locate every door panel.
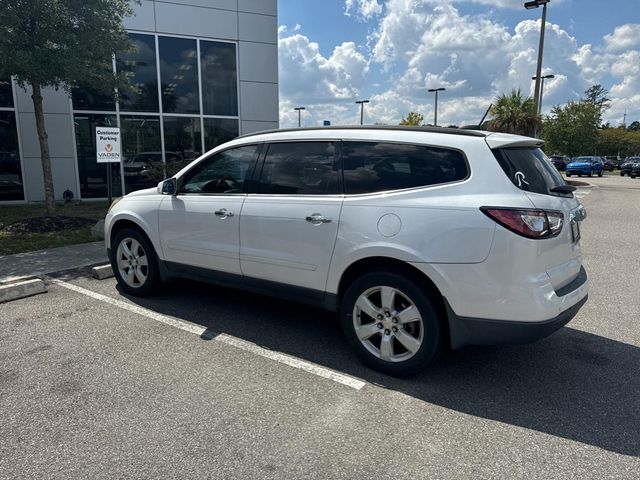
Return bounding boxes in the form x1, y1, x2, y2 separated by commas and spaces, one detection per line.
159, 195, 245, 274
240, 141, 343, 292
240, 196, 343, 290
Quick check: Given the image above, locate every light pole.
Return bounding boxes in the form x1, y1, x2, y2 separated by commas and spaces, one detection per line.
355, 100, 370, 125
428, 88, 445, 126
293, 106, 305, 127
532, 74, 555, 116
525, 0, 551, 116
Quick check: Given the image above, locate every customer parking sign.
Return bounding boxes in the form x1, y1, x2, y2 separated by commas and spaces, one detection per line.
96, 127, 121, 163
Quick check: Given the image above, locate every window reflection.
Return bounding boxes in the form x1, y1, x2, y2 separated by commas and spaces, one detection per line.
74, 114, 122, 198
121, 116, 162, 193
163, 116, 201, 176
159, 37, 199, 114
201, 41, 238, 116
204, 118, 238, 151
117, 34, 159, 113
0, 112, 24, 201
0, 77, 13, 108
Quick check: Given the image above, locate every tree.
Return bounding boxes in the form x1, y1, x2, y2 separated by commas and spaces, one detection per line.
399, 112, 424, 126
583, 84, 611, 126
0, 0, 135, 215
541, 101, 600, 157
628, 121, 640, 132
486, 89, 539, 137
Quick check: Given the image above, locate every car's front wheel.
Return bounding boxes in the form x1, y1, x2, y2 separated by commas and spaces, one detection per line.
340, 271, 443, 376
111, 228, 161, 296
566, 172, 572, 177
598, 170, 603, 177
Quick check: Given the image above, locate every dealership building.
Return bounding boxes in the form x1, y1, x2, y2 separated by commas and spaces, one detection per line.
0, 0, 279, 203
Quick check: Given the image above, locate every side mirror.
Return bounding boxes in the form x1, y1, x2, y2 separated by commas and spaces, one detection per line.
158, 178, 177, 195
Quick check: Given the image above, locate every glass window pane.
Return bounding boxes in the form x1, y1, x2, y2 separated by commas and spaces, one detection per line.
0, 77, 13, 108
116, 34, 159, 113
0, 111, 24, 200
200, 41, 238, 116
204, 118, 239, 151
159, 36, 199, 114
181, 145, 258, 194
163, 116, 201, 176
74, 114, 122, 198
258, 142, 338, 195
343, 142, 468, 194
72, 85, 116, 111
121, 116, 162, 194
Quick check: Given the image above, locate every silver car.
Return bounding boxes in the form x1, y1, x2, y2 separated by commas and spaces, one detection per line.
105, 126, 589, 376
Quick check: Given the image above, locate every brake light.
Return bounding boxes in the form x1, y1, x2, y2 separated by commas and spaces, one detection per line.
481, 207, 564, 239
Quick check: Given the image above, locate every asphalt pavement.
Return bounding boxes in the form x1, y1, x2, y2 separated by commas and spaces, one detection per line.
1, 174, 638, 479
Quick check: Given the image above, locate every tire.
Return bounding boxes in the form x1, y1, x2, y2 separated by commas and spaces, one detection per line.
340, 271, 443, 376
566, 173, 572, 177
632, 174, 637, 179
588, 169, 593, 177
111, 228, 161, 296
598, 171, 603, 177
620, 172, 624, 176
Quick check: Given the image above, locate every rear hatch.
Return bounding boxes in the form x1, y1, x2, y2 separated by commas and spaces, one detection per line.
487, 137, 584, 291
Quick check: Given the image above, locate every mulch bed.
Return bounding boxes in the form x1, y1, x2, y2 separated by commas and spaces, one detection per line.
1, 216, 96, 234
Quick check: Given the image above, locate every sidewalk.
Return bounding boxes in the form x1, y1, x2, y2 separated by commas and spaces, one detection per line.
0, 241, 108, 283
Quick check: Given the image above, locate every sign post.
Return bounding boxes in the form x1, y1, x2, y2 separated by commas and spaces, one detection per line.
96, 127, 122, 204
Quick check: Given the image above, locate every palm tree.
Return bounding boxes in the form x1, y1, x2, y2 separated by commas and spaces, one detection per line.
487, 89, 539, 137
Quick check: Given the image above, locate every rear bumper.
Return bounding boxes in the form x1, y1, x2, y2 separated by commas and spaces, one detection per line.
446, 295, 588, 349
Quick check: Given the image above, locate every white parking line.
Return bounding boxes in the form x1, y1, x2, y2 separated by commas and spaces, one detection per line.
48, 278, 366, 391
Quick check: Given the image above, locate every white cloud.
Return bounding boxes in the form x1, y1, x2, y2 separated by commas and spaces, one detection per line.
279, 3, 640, 128
604, 23, 640, 52
344, 0, 383, 21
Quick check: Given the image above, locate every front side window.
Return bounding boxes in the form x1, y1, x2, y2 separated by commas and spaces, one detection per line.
343, 142, 468, 194
181, 145, 258, 194
258, 142, 338, 195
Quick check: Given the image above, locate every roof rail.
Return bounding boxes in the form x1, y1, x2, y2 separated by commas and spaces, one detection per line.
238, 125, 488, 139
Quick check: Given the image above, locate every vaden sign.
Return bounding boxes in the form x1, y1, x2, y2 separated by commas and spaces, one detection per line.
96, 127, 121, 163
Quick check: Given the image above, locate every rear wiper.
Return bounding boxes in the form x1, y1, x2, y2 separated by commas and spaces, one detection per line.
550, 185, 577, 194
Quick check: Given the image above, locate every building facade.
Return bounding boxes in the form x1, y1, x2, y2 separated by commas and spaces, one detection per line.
0, 0, 279, 203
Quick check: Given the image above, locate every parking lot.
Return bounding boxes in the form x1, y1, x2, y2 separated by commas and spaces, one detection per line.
1, 174, 639, 479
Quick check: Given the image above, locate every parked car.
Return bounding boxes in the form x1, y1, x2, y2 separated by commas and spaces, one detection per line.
105, 126, 589, 376
603, 156, 618, 171
620, 157, 640, 176
631, 162, 640, 179
566, 156, 604, 177
549, 155, 570, 171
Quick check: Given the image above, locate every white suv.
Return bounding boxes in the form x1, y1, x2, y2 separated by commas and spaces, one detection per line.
105, 126, 589, 376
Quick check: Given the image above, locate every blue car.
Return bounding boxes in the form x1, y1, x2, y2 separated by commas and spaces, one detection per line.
566, 156, 604, 177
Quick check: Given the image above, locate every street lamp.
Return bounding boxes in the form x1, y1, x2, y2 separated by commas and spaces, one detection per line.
428, 88, 446, 126
525, 0, 551, 116
355, 100, 370, 125
532, 74, 555, 116
293, 106, 305, 127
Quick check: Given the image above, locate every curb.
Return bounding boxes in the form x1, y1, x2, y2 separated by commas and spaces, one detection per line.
92, 264, 114, 280
0, 278, 48, 303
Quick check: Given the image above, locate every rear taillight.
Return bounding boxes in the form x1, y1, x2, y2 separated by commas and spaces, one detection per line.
481, 207, 564, 239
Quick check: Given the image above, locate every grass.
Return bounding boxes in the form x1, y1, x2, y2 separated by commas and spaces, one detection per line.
0, 201, 108, 256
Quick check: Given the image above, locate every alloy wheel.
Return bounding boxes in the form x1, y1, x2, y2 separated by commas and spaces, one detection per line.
116, 237, 149, 288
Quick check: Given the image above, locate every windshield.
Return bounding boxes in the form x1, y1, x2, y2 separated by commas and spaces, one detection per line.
493, 147, 568, 197
573, 157, 594, 162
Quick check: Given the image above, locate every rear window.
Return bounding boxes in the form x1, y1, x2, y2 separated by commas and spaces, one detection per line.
493, 148, 567, 196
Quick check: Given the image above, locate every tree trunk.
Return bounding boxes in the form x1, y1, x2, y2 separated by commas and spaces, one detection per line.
31, 80, 56, 215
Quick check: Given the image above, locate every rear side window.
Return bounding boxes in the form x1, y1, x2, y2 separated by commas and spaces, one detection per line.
258, 142, 339, 195
493, 148, 566, 196
342, 142, 468, 195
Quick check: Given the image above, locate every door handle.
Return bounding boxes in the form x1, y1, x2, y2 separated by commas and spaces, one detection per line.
305, 213, 332, 224
214, 208, 234, 218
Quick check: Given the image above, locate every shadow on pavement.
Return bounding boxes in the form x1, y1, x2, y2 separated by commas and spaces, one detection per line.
110, 278, 639, 457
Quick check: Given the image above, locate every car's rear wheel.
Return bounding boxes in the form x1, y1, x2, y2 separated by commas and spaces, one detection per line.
598, 170, 603, 177
632, 174, 637, 179
340, 272, 443, 376
588, 169, 593, 177
111, 228, 161, 296
620, 171, 625, 176
566, 173, 572, 177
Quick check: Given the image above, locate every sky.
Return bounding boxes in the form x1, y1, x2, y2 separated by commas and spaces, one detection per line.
277, 0, 640, 128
